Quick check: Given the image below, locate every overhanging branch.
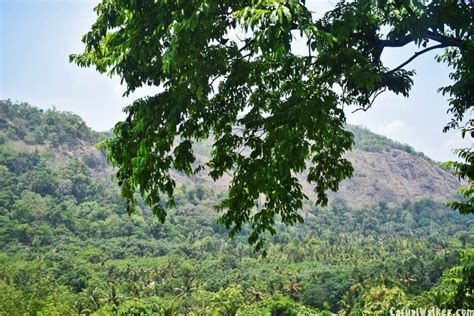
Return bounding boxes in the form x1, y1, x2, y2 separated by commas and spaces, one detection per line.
387, 43, 448, 74
426, 31, 463, 48
379, 31, 462, 51
379, 34, 414, 48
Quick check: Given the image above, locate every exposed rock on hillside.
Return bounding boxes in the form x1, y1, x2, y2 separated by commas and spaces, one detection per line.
327, 149, 460, 207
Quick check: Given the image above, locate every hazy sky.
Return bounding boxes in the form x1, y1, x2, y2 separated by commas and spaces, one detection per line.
0, 0, 469, 161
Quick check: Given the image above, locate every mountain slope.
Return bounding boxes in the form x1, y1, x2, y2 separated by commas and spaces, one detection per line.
0, 100, 461, 208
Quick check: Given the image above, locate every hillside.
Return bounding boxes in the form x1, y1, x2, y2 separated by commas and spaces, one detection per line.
0, 100, 472, 315
0, 100, 460, 208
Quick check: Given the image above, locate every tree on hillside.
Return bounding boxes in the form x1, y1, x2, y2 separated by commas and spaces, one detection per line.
71, 0, 473, 249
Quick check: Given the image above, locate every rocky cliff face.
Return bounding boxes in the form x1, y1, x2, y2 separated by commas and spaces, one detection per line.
327, 149, 460, 207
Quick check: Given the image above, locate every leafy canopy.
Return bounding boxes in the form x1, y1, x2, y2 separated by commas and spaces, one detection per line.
71, 0, 473, 249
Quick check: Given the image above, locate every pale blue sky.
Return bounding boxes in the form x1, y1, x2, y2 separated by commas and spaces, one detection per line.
0, 0, 469, 161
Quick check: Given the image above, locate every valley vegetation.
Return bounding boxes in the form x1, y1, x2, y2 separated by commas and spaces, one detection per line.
0, 100, 472, 315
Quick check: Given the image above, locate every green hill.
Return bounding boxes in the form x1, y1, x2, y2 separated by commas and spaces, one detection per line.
0, 100, 472, 314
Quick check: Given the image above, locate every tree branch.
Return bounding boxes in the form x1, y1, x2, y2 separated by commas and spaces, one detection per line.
379, 34, 414, 48
387, 43, 448, 74
426, 31, 463, 48
352, 88, 387, 113
238, 39, 254, 53
379, 31, 462, 51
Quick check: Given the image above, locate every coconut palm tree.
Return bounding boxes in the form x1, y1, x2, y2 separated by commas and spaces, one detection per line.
338, 292, 356, 316
174, 277, 196, 298
283, 279, 301, 301
101, 284, 124, 315
429, 288, 447, 308
80, 285, 103, 311
247, 287, 264, 303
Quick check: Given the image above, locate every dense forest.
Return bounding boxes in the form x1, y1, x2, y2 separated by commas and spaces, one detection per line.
0, 100, 472, 315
